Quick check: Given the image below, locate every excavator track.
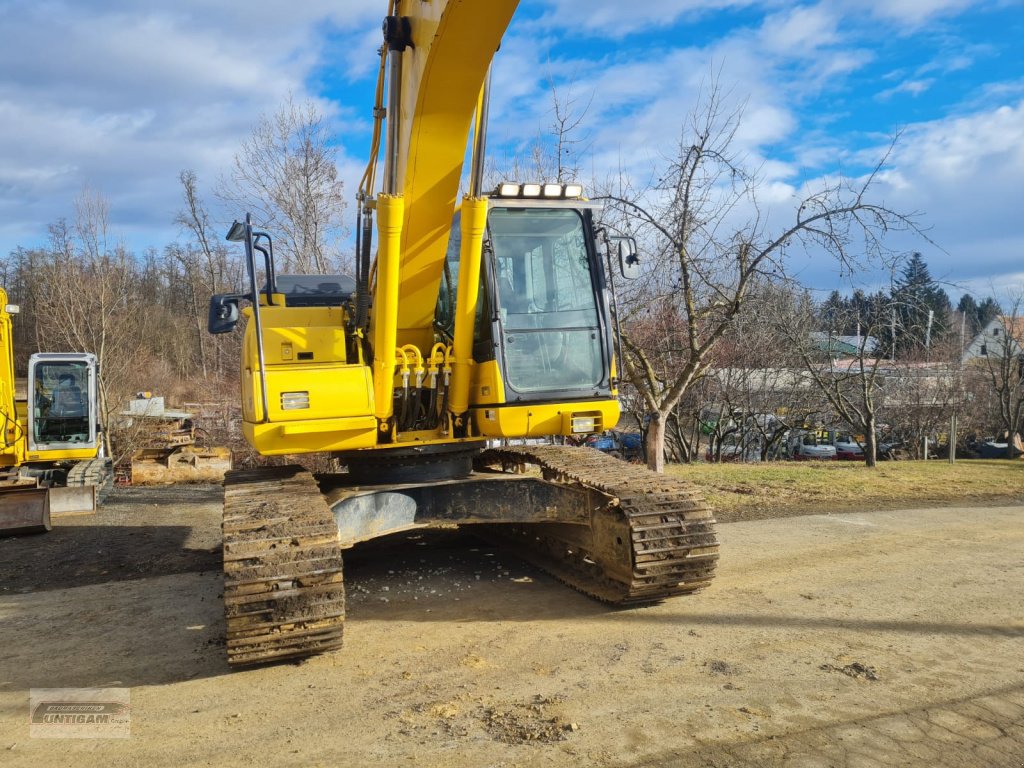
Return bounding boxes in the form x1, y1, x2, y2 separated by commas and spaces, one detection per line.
222, 466, 346, 666
479, 445, 719, 604
66, 458, 114, 503
218, 447, 716, 666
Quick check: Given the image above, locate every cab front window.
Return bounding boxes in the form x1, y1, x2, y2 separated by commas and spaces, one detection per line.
489, 207, 604, 395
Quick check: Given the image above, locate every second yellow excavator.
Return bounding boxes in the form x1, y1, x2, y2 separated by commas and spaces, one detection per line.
0, 289, 113, 534
209, 0, 719, 665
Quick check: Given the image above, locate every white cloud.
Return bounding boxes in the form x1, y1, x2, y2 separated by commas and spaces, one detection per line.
529, 0, 765, 38
0, 1, 375, 250
877, 78, 936, 100
844, 0, 983, 25
958, 271, 1024, 300
866, 100, 1024, 282
757, 5, 840, 54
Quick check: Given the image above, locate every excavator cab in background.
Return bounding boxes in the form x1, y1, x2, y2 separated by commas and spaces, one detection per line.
208, 0, 719, 666
29, 354, 98, 450
0, 292, 112, 535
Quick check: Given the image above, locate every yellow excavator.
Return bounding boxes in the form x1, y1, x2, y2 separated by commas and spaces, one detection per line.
0, 290, 113, 534
209, 0, 719, 665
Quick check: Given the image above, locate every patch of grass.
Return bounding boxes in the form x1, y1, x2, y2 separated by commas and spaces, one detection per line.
666, 459, 1024, 519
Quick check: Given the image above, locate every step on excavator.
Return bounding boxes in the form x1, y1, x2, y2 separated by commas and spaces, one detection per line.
0, 291, 113, 535
208, 0, 719, 665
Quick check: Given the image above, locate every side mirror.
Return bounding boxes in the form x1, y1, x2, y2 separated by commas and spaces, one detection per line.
614, 237, 641, 280
208, 294, 241, 334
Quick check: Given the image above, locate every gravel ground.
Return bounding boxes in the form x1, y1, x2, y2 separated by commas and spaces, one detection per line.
0, 485, 1022, 767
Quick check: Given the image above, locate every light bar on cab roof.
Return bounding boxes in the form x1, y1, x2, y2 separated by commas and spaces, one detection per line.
493, 182, 586, 199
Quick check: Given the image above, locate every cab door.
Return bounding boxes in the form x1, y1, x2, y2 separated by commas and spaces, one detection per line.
27, 353, 99, 454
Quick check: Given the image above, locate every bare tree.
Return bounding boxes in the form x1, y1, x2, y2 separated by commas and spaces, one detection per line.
603, 81, 921, 471
218, 96, 348, 274
33, 188, 155, 461
537, 75, 593, 183
971, 295, 1024, 456
712, 285, 828, 460
788, 302, 892, 467
880, 342, 960, 459
175, 170, 243, 378
488, 75, 593, 188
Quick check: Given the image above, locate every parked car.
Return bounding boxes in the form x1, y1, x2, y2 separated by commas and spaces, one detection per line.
705, 443, 743, 462
977, 440, 1024, 459
789, 432, 837, 461
833, 434, 864, 461
586, 430, 643, 461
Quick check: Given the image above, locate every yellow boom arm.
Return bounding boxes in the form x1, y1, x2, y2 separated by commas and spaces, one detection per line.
371, 0, 519, 353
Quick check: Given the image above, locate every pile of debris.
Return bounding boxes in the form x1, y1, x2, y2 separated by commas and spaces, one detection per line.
120, 394, 231, 485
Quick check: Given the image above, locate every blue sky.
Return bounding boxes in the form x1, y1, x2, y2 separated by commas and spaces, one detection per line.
0, 0, 1021, 299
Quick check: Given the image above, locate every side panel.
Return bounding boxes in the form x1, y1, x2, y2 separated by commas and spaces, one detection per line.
469, 359, 506, 405
243, 416, 379, 455
240, 304, 378, 455
244, 364, 375, 424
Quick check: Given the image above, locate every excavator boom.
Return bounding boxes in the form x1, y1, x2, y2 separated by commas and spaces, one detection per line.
371, 1, 519, 350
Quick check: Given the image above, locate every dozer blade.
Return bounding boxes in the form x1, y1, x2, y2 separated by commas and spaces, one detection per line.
47, 484, 97, 517
0, 485, 52, 536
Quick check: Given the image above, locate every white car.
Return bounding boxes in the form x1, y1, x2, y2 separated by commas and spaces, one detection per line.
791, 434, 837, 461
833, 435, 864, 461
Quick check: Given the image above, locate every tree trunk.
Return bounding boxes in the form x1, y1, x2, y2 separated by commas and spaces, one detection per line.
1006, 432, 1019, 460
864, 415, 878, 468
645, 413, 666, 473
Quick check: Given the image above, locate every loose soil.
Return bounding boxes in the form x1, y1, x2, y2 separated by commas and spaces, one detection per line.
1, 484, 1022, 767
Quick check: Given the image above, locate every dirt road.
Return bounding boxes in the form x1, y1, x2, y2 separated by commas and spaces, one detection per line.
1, 489, 1022, 767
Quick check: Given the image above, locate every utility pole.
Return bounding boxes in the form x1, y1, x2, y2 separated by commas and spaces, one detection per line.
951, 310, 966, 465
891, 308, 897, 362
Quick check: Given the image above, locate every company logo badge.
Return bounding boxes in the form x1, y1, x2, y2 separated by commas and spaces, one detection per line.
29, 688, 130, 739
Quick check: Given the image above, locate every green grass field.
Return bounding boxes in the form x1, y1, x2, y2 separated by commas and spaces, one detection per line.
666, 459, 1024, 519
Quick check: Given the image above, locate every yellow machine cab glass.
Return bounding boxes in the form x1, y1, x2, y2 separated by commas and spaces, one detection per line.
33, 360, 91, 445
489, 207, 604, 394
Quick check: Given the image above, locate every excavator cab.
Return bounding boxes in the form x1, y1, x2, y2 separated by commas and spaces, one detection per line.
486, 202, 613, 400
441, 196, 614, 400
27, 353, 100, 454
434, 185, 625, 438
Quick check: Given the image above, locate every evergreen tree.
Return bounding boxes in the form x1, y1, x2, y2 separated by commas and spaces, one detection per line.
957, 293, 980, 336
820, 290, 848, 332
850, 289, 871, 337
892, 252, 951, 356
977, 296, 1001, 328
